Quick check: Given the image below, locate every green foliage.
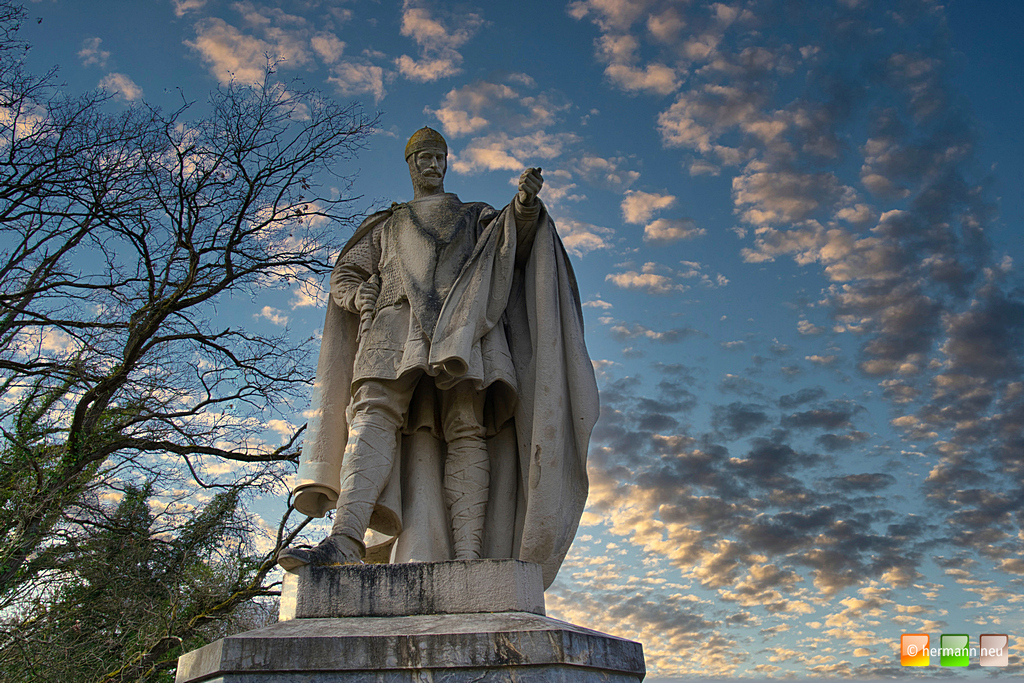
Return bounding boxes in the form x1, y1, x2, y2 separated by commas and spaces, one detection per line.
0, 482, 276, 683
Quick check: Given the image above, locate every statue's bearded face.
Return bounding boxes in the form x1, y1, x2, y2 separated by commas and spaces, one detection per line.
409, 149, 446, 194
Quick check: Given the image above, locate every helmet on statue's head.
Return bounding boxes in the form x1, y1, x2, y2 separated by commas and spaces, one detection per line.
405, 126, 447, 160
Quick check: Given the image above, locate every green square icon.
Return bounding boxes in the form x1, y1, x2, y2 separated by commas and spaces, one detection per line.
940, 634, 970, 666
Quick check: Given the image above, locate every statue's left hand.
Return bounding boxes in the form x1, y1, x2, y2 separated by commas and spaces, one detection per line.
518, 167, 543, 206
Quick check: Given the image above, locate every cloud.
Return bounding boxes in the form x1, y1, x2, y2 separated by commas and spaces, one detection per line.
395, 55, 459, 82
832, 280, 942, 376
426, 78, 570, 137
649, 381, 698, 414
732, 169, 847, 226
38, 327, 81, 355
172, 0, 206, 17
576, 6, 684, 97
265, 418, 298, 442
779, 387, 826, 408
797, 320, 824, 335
596, 32, 639, 64
711, 402, 770, 439
255, 306, 288, 326
328, 61, 386, 102
606, 321, 702, 343
857, 119, 969, 201
647, 7, 685, 43
98, 73, 143, 102
702, 46, 785, 80
815, 431, 870, 452
187, 16, 311, 84
400, 4, 480, 48
450, 131, 579, 174
689, 159, 720, 176
78, 37, 110, 68
621, 190, 676, 224
289, 277, 326, 309
537, 172, 585, 205
566, 0, 652, 32
644, 218, 705, 243
781, 401, 861, 431
311, 33, 345, 64
605, 62, 680, 95
879, 379, 919, 404
940, 289, 1024, 381
395, 1, 484, 82
430, 87, 503, 135
885, 52, 944, 121
740, 223, 907, 285
657, 84, 766, 155
719, 374, 765, 397
828, 473, 896, 493
172, 0, 205, 16
574, 155, 640, 189
556, 218, 615, 257
677, 261, 727, 287
606, 269, 682, 295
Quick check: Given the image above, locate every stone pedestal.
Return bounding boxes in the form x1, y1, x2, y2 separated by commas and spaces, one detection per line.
279, 559, 546, 619
175, 560, 645, 682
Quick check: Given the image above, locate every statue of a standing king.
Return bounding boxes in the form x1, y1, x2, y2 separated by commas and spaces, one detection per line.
279, 127, 598, 589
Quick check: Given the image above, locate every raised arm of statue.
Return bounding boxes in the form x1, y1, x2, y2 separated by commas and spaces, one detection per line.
517, 166, 543, 207
514, 167, 543, 267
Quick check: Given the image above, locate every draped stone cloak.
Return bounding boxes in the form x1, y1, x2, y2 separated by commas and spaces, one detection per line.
290, 196, 598, 589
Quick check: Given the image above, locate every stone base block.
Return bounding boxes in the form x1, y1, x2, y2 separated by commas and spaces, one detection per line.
175, 612, 645, 682
280, 560, 545, 619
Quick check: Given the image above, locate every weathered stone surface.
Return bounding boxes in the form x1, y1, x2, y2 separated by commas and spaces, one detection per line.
177, 667, 639, 682
279, 559, 545, 620
174, 612, 645, 683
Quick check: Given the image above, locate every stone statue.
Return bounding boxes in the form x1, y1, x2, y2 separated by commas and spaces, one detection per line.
279, 127, 598, 589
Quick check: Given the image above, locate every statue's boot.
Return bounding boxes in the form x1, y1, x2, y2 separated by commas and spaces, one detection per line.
277, 412, 397, 571
444, 435, 490, 560
277, 533, 362, 571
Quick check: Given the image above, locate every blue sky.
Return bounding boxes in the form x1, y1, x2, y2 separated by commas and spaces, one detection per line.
20, 0, 1024, 679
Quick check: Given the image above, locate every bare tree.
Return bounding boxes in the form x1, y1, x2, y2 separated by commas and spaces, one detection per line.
0, 2, 375, 679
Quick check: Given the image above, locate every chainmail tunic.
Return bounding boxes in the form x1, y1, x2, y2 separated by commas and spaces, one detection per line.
331, 194, 516, 415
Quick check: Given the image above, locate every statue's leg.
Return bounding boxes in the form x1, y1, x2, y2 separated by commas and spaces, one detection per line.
441, 382, 489, 560
331, 374, 418, 551
278, 374, 417, 571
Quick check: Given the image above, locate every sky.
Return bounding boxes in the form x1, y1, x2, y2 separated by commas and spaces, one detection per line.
18, 0, 1024, 679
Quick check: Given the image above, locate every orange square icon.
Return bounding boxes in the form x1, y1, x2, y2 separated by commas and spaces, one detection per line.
901, 633, 930, 666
